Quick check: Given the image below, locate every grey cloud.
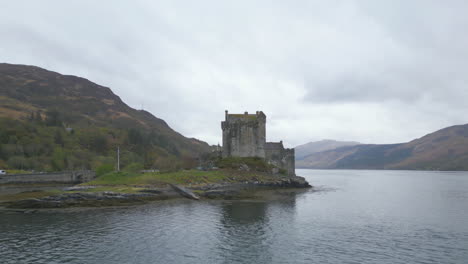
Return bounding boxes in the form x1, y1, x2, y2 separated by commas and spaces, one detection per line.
1, 0, 467, 146
305, 73, 400, 103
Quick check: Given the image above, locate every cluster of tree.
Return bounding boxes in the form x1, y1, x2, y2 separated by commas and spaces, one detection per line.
27, 109, 64, 127
0, 116, 199, 172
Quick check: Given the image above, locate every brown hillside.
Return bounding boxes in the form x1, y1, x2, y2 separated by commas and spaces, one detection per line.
0, 63, 210, 158
296, 124, 468, 171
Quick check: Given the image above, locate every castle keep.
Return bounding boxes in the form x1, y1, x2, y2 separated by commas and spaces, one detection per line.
221, 110, 295, 176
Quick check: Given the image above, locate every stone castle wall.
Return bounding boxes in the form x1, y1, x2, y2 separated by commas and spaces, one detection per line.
0, 170, 96, 184
222, 111, 266, 158
283, 148, 296, 176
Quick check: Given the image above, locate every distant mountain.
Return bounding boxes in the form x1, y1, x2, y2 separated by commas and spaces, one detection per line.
295, 139, 361, 160
296, 124, 468, 171
0, 63, 210, 171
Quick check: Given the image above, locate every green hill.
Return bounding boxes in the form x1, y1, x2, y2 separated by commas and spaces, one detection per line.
0, 63, 211, 171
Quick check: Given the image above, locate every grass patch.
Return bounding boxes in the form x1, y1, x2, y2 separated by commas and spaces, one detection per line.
84, 167, 283, 187
0, 189, 62, 202
4, 169, 31, 174
79, 186, 144, 194
84, 170, 230, 186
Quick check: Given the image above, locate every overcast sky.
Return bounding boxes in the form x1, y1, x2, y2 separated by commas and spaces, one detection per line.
1, 0, 468, 147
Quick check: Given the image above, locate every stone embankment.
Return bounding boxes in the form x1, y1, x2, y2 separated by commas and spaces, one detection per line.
0, 171, 95, 184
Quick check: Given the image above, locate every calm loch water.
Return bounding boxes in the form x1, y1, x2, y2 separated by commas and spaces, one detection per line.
1, 169, 468, 264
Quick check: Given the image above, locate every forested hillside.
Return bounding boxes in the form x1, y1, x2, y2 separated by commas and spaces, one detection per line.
0, 63, 211, 172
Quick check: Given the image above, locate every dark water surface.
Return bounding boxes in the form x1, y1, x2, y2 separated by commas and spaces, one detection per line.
1, 169, 468, 264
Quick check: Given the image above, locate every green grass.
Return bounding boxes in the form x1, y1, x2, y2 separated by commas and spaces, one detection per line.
84, 167, 282, 187
0, 189, 62, 202
5, 169, 31, 174
84, 170, 229, 186
79, 186, 145, 193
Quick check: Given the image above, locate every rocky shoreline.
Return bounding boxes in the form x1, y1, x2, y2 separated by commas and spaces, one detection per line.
1, 175, 311, 209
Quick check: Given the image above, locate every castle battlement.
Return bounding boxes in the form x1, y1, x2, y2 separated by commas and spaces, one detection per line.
221, 110, 295, 176
223, 110, 265, 123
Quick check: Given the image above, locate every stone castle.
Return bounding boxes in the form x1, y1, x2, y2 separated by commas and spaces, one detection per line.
221, 110, 295, 176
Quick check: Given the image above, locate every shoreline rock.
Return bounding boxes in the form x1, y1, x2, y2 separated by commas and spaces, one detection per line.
3, 192, 168, 209
169, 184, 200, 200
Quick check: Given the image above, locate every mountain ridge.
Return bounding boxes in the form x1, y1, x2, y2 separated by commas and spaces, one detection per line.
295, 139, 361, 160
296, 124, 468, 171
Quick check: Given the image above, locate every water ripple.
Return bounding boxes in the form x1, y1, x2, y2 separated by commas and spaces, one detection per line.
2, 170, 468, 263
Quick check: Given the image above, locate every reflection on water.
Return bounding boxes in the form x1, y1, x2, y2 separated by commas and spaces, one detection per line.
218, 201, 271, 264
1, 170, 468, 264
217, 193, 302, 264
222, 201, 268, 223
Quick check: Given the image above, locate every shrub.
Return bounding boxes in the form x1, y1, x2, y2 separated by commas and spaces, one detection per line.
123, 162, 144, 173
96, 164, 114, 176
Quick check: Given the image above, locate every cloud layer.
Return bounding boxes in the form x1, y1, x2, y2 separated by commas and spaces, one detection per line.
1, 0, 467, 146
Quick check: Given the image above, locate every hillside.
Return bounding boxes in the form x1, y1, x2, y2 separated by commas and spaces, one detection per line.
0, 63, 211, 171
296, 124, 468, 171
295, 139, 361, 160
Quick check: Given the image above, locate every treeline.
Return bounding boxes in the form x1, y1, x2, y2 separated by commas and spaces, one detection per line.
0, 115, 198, 172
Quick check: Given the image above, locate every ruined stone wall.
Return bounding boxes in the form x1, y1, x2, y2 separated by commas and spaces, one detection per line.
0, 170, 96, 184
265, 142, 296, 176
284, 148, 296, 176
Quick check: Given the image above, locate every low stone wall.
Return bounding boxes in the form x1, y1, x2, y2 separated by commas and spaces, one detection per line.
0, 171, 96, 184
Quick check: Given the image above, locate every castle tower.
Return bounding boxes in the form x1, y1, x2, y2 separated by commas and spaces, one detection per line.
221, 110, 266, 158
221, 110, 295, 176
